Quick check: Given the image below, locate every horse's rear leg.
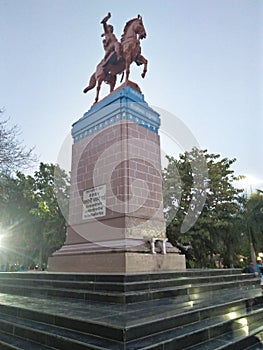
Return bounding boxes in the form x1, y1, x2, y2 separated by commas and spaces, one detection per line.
125, 66, 130, 82
94, 80, 102, 104
110, 76, 117, 92
83, 73, 96, 93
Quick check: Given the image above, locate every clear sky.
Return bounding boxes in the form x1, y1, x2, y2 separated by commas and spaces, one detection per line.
1, 0, 262, 192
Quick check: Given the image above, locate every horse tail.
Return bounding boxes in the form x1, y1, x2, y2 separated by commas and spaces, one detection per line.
83, 73, 96, 93
120, 71, 125, 83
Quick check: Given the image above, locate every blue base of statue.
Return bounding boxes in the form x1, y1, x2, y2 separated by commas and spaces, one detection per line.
72, 81, 160, 143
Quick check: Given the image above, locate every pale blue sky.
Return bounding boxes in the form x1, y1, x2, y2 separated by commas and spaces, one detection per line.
1, 0, 262, 191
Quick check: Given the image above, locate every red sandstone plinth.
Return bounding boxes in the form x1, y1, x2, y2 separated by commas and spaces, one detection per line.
48, 83, 185, 272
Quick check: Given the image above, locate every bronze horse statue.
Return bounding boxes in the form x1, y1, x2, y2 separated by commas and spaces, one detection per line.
83, 15, 148, 104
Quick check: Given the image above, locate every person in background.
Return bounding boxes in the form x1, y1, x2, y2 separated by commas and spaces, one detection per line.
257, 258, 262, 277
260, 267, 263, 292
248, 262, 256, 276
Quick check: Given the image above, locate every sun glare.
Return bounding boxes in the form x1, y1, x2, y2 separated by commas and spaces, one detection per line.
236, 175, 263, 193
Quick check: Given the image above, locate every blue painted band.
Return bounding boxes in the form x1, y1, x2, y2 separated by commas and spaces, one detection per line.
72, 85, 160, 143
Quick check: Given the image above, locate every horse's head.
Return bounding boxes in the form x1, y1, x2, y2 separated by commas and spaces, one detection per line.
121, 15, 147, 42
136, 15, 147, 40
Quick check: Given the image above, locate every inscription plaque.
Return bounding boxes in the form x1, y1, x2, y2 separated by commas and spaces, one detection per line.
82, 184, 106, 220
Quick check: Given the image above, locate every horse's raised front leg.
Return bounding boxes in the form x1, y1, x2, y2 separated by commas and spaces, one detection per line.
138, 55, 148, 78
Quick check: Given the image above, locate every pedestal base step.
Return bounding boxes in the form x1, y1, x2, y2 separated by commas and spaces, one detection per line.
48, 251, 186, 273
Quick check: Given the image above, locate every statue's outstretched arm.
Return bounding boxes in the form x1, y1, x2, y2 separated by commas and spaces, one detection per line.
101, 12, 111, 32
100, 12, 111, 25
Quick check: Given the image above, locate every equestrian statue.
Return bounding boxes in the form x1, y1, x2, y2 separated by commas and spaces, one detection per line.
83, 13, 148, 104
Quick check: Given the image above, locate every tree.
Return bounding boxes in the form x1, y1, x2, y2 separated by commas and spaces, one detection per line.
0, 109, 37, 173
0, 163, 70, 269
243, 190, 263, 258
163, 148, 244, 268
0, 172, 36, 268
26, 163, 70, 268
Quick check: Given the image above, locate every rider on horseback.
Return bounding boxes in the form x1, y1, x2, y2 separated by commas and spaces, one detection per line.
83, 13, 147, 104
101, 13, 122, 65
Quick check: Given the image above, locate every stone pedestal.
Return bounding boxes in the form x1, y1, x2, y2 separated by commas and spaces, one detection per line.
48, 81, 185, 272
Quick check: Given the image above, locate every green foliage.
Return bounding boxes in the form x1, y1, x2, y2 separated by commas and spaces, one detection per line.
163, 148, 244, 268
0, 163, 70, 269
243, 190, 263, 254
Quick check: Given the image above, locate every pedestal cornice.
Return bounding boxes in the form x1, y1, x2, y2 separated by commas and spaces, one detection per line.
72, 81, 160, 143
